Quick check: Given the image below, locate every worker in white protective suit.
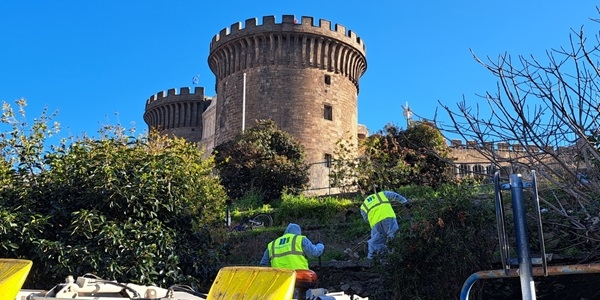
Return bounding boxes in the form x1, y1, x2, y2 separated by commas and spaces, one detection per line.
360, 184, 412, 259
259, 223, 324, 270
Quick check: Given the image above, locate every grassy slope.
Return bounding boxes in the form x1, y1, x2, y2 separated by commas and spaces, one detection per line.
224, 198, 370, 266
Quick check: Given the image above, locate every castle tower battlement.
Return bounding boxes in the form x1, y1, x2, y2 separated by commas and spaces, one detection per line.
144, 87, 212, 142
145, 87, 205, 108
208, 15, 367, 86
210, 15, 365, 53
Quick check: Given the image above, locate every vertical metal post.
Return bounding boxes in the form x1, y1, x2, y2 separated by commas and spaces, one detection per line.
328, 162, 331, 195
509, 174, 536, 299
226, 200, 232, 227
242, 72, 246, 132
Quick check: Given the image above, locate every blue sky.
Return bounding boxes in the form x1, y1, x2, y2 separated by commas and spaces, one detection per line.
1, 1, 598, 141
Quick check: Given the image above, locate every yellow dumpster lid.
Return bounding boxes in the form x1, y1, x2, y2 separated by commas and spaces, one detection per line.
207, 266, 296, 300
0, 259, 33, 300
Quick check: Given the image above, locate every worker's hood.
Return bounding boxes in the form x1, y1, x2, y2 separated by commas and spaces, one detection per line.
284, 223, 301, 235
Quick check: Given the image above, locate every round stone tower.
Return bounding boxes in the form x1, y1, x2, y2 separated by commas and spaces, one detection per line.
143, 87, 212, 142
208, 15, 367, 174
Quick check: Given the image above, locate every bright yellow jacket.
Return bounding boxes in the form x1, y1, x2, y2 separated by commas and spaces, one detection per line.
361, 191, 396, 228
268, 233, 308, 270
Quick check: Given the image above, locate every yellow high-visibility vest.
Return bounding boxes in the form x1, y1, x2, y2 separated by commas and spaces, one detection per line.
361, 191, 396, 228
268, 233, 308, 270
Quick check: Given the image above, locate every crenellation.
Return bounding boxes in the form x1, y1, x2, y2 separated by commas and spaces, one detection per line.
263, 15, 275, 25
335, 24, 346, 35
245, 18, 257, 28
349, 30, 356, 39
319, 19, 331, 31
282, 15, 295, 24
497, 142, 510, 151
194, 86, 205, 95
230, 22, 242, 33
218, 27, 229, 40
168, 88, 176, 96
301, 16, 314, 26
483, 141, 494, 151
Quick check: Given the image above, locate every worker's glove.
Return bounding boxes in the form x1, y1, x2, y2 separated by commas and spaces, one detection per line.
404, 202, 413, 209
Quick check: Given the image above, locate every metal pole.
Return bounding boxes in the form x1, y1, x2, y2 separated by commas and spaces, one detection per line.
226, 201, 231, 227
510, 174, 536, 299
242, 72, 246, 132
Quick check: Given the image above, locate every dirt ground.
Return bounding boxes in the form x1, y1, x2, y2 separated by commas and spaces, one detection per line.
224, 224, 383, 298
224, 223, 368, 266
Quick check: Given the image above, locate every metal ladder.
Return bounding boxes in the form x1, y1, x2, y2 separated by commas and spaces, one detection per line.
460, 171, 600, 300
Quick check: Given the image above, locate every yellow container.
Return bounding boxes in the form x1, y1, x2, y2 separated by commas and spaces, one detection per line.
0, 259, 33, 300
207, 266, 296, 300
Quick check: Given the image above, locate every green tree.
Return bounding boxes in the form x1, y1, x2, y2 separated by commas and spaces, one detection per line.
329, 137, 363, 195
213, 119, 309, 203
0, 100, 227, 291
332, 121, 453, 192
0, 99, 58, 262
394, 121, 454, 186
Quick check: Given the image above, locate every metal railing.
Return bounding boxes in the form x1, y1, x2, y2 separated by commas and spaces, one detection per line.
460, 171, 600, 299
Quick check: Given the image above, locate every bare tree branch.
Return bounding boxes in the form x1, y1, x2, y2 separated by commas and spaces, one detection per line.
438, 11, 600, 259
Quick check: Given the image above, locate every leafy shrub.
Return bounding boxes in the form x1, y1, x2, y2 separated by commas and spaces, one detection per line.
214, 120, 309, 203
331, 122, 454, 194
0, 100, 228, 291
396, 184, 438, 199
374, 184, 498, 299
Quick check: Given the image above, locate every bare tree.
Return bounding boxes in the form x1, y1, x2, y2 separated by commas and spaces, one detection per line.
439, 11, 600, 252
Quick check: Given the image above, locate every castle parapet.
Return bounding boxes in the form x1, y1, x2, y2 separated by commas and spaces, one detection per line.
496, 142, 510, 151
542, 145, 554, 153
208, 15, 367, 86
449, 139, 557, 154
143, 87, 212, 141
145, 87, 206, 109
450, 139, 463, 148
210, 15, 365, 55
512, 144, 525, 152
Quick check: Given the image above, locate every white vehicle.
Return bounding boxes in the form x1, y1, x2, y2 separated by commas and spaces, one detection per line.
4, 259, 367, 300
